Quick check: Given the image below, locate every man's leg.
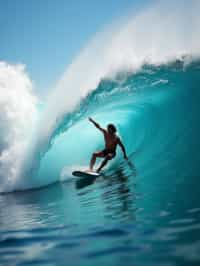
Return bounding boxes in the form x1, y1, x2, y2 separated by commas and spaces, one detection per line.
90, 151, 104, 171
97, 153, 115, 173
97, 158, 109, 173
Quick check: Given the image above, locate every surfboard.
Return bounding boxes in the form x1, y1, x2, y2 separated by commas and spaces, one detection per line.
72, 170, 100, 178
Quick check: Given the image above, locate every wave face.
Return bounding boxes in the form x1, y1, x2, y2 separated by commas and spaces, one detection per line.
13, 59, 199, 194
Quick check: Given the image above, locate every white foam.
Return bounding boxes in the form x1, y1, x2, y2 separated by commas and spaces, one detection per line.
60, 165, 88, 181
0, 62, 37, 192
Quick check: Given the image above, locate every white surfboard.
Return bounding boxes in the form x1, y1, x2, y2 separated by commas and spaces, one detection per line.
72, 170, 100, 178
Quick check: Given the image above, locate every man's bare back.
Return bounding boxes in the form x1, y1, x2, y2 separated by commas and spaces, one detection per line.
88, 117, 128, 172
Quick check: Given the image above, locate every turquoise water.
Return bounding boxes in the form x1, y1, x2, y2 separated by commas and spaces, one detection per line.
1, 60, 200, 265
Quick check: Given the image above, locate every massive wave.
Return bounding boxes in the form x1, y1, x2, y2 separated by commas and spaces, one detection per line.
0, 0, 200, 192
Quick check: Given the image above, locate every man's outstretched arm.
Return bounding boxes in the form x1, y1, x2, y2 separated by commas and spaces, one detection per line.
89, 117, 106, 133
118, 138, 128, 160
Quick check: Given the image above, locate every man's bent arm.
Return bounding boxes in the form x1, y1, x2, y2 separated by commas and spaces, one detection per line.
89, 117, 106, 133
118, 138, 128, 159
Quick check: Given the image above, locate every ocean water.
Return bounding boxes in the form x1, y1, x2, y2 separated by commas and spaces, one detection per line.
0, 60, 200, 266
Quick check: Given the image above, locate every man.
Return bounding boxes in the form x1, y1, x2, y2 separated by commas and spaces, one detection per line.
89, 117, 128, 173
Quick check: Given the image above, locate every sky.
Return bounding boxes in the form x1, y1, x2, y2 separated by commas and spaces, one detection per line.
0, 0, 151, 97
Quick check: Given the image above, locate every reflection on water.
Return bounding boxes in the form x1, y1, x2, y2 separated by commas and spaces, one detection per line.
0, 166, 200, 266
101, 167, 136, 222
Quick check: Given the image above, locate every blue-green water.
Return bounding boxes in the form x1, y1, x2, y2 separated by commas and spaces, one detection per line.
1, 60, 200, 266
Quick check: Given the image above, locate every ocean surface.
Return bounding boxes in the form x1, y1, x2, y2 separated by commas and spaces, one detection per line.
0, 59, 200, 266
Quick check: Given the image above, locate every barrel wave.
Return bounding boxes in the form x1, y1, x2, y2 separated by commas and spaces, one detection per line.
15, 59, 199, 198
1, 0, 200, 195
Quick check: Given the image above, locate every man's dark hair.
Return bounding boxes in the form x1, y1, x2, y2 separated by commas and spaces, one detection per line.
108, 124, 117, 133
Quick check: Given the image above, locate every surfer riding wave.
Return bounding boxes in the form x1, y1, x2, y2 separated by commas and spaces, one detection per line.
89, 117, 128, 173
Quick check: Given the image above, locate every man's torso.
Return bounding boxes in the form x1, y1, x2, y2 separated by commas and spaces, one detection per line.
104, 131, 119, 152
